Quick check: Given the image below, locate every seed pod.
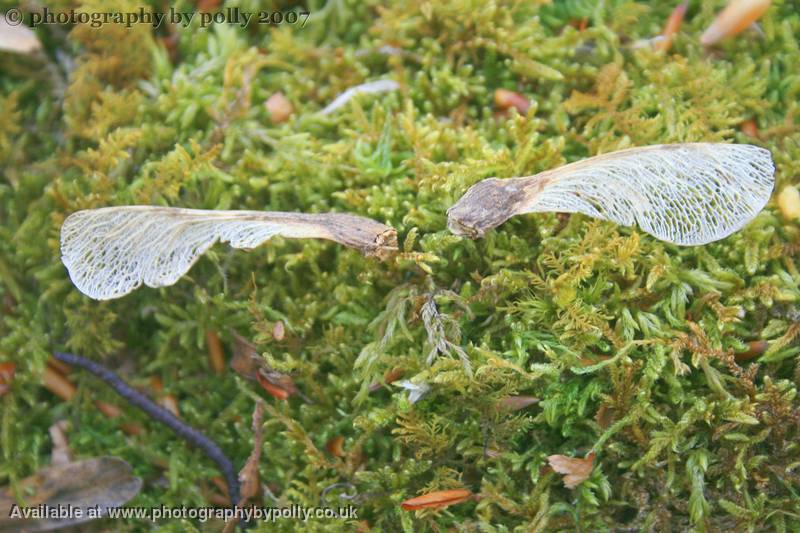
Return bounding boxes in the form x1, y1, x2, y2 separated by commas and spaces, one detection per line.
400, 489, 473, 511
60, 207, 398, 300
700, 0, 771, 47
447, 143, 774, 246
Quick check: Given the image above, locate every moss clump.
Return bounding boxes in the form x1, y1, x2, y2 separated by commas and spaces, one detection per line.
2, 1, 800, 531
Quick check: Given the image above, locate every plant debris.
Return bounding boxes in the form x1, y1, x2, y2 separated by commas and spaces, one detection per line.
700, 0, 771, 47
400, 489, 473, 511
547, 452, 596, 489
654, 1, 688, 53
238, 400, 265, 505
318, 79, 400, 115
48, 421, 72, 467
0, 457, 141, 532
0, 362, 14, 397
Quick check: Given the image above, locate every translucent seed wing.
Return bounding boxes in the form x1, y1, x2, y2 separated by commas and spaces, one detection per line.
60, 207, 397, 300
448, 143, 774, 245
525, 144, 774, 245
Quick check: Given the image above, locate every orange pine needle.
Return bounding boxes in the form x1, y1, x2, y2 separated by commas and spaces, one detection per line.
700, 0, 771, 47
655, 1, 688, 52
256, 371, 292, 400
400, 489, 473, 511
735, 339, 768, 362
206, 330, 226, 374
95, 400, 122, 418
42, 365, 76, 401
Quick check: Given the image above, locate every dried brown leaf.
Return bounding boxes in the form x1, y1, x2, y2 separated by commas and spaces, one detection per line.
547, 452, 596, 489
42, 365, 76, 401
230, 332, 264, 380
0, 457, 142, 532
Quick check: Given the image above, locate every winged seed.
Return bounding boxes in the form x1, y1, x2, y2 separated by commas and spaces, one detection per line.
447, 143, 774, 245
60, 207, 397, 300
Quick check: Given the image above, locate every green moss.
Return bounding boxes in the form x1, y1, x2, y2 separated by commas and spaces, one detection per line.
2, 0, 800, 531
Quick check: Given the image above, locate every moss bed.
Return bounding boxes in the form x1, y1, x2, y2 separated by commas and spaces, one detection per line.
2, 0, 800, 531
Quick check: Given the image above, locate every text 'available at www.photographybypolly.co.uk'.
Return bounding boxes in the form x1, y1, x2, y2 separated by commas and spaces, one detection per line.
7, 503, 358, 523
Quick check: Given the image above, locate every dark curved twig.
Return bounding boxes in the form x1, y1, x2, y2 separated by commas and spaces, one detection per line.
52, 351, 240, 508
